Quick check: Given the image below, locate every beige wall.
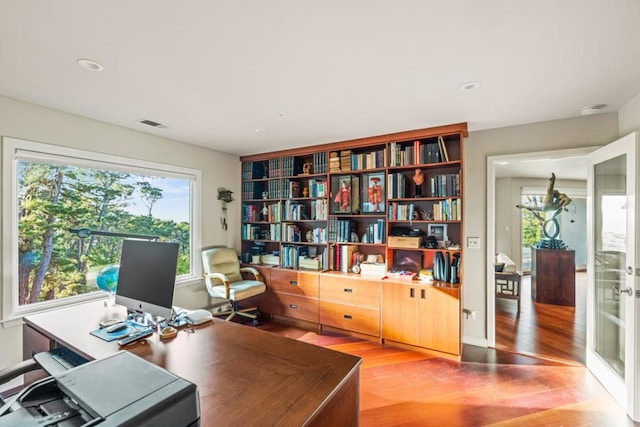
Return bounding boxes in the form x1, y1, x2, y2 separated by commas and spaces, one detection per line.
463, 112, 619, 345
0, 96, 240, 370
619, 92, 640, 136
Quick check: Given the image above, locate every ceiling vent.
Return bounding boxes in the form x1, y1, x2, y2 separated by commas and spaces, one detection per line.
138, 118, 165, 128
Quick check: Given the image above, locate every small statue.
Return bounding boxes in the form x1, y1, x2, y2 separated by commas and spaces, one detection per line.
413, 169, 424, 197
302, 187, 309, 198
302, 162, 312, 175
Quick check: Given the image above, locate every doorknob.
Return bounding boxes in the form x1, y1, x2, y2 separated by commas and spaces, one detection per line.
627, 266, 634, 275
613, 285, 634, 296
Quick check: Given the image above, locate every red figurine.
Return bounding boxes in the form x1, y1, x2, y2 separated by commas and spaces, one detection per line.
334, 180, 351, 211
368, 177, 382, 212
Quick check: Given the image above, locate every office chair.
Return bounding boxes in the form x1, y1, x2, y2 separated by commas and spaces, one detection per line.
201, 247, 266, 324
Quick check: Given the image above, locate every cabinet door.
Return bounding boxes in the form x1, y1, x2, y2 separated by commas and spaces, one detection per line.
381, 282, 418, 345
417, 286, 460, 355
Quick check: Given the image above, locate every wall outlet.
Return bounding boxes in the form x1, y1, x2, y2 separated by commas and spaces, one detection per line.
467, 237, 481, 248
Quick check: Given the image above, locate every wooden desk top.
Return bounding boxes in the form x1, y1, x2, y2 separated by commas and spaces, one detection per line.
23, 301, 361, 426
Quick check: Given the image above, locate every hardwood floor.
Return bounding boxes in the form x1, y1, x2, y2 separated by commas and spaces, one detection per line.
495, 272, 586, 364
258, 318, 638, 426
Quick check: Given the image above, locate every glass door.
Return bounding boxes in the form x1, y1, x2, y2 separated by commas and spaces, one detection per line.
586, 132, 638, 421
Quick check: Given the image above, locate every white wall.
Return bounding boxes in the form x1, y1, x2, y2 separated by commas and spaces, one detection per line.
619, 92, 640, 136
0, 96, 240, 370
463, 112, 619, 345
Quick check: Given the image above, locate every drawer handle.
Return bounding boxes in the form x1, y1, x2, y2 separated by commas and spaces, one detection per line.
289, 280, 297, 286
410, 288, 415, 298
421, 289, 425, 299
343, 314, 353, 320
344, 288, 353, 293
289, 304, 298, 309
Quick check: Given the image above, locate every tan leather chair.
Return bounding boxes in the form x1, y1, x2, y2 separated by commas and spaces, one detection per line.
201, 247, 266, 323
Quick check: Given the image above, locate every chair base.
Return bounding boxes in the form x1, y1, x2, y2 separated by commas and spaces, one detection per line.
211, 302, 260, 325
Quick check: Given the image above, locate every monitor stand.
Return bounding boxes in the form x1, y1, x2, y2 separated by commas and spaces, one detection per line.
126, 309, 163, 328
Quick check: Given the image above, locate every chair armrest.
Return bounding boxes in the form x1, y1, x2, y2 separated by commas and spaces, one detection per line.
240, 266, 262, 282
204, 272, 231, 298
0, 358, 40, 385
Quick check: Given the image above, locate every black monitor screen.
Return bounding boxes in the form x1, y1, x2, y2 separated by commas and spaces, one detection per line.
115, 240, 179, 319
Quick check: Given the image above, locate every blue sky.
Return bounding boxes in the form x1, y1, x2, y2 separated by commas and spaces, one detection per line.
125, 176, 190, 223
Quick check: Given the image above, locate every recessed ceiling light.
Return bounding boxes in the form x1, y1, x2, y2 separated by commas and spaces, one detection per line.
77, 58, 104, 72
254, 128, 265, 133
460, 81, 480, 91
580, 104, 606, 116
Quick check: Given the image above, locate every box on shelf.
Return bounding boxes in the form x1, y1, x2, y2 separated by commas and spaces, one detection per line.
388, 236, 422, 249
359, 262, 387, 278
299, 257, 322, 270
262, 254, 280, 266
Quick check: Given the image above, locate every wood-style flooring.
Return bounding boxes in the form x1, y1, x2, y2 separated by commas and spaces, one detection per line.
495, 272, 586, 364
257, 300, 637, 425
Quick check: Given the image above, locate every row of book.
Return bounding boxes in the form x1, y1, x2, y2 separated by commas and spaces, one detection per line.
430, 173, 460, 197
241, 223, 281, 241
311, 152, 328, 174
432, 198, 462, 221
281, 222, 302, 242
307, 178, 327, 197
242, 203, 281, 223
388, 137, 450, 167
328, 217, 354, 243
387, 172, 408, 199
280, 245, 326, 270
329, 244, 358, 272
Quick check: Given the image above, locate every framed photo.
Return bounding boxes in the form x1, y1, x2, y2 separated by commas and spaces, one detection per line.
427, 223, 448, 245
362, 172, 385, 214
331, 175, 359, 214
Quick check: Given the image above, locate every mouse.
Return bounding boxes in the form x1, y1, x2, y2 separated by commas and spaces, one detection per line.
104, 322, 128, 333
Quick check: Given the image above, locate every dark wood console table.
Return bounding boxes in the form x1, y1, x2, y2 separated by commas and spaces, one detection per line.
22, 301, 361, 426
531, 248, 576, 307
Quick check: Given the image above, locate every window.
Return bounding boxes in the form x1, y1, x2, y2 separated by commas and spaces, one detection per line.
2, 137, 201, 320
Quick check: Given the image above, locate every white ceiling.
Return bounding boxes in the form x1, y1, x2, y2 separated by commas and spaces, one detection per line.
1, 1, 640, 157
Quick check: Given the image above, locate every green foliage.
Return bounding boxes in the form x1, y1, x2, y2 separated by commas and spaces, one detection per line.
17, 161, 191, 306
522, 209, 542, 247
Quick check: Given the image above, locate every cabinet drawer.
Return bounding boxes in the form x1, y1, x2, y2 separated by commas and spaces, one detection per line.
271, 293, 318, 323
320, 275, 380, 308
319, 301, 380, 336
270, 269, 319, 297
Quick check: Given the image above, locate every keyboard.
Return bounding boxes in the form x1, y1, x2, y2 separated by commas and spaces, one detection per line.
33, 347, 89, 375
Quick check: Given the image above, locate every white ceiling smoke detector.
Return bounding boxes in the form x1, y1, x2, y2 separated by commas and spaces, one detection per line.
580, 104, 606, 116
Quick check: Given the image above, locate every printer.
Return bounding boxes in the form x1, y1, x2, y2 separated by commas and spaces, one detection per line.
0, 351, 200, 426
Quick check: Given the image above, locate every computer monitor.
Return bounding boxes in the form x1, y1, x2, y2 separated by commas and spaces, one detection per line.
115, 240, 180, 325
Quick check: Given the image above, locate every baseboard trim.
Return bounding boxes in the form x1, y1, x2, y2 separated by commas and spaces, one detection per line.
463, 335, 488, 348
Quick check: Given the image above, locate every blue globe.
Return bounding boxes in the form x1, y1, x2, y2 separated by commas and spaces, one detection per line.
96, 264, 119, 293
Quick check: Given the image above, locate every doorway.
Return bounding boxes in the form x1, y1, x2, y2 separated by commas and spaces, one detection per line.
486, 147, 596, 363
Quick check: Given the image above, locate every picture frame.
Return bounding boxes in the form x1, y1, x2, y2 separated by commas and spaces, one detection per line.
330, 175, 359, 214
362, 172, 385, 214
427, 223, 448, 246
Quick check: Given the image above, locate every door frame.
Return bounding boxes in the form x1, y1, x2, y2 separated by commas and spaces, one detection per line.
486, 146, 599, 348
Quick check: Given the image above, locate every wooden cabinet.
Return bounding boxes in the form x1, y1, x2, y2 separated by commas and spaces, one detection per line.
381, 281, 461, 356
319, 273, 381, 337
531, 248, 576, 306
269, 269, 319, 323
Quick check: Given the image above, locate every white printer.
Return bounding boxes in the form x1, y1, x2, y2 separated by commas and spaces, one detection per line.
0, 351, 200, 426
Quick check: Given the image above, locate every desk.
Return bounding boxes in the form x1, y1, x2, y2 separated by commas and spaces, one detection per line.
22, 301, 361, 426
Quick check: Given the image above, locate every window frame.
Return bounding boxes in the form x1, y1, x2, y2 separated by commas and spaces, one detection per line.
2, 137, 202, 321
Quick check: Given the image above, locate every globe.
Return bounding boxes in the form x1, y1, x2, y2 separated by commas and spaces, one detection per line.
96, 264, 119, 294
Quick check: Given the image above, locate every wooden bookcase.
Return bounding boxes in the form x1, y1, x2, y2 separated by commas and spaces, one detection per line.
240, 123, 466, 276
240, 123, 466, 357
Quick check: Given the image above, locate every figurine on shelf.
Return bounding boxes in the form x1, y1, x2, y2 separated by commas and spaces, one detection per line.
261, 203, 268, 221
368, 177, 382, 212
302, 162, 312, 175
302, 187, 309, 198
413, 168, 424, 197
334, 179, 351, 212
